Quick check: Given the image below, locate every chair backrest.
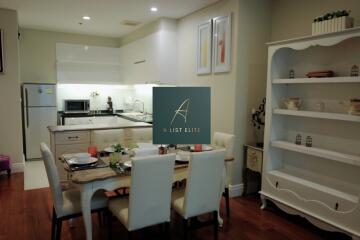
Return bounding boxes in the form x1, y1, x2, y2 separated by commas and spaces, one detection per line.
183, 149, 226, 219
128, 153, 176, 231
213, 132, 235, 159
40, 143, 63, 213
91, 129, 126, 150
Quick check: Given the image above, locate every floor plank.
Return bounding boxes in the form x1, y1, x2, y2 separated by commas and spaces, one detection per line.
0, 173, 351, 240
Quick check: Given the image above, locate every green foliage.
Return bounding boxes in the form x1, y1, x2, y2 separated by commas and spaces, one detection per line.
112, 143, 123, 153
313, 10, 351, 22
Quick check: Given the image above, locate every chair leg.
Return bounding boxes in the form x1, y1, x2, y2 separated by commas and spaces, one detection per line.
213, 211, 219, 240
127, 231, 132, 240
224, 187, 230, 218
7, 169, 11, 177
107, 211, 112, 240
55, 218, 62, 240
164, 222, 170, 239
51, 207, 57, 240
183, 218, 188, 240
97, 211, 103, 226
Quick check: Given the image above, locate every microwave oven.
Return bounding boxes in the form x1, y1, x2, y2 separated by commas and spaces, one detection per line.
64, 99, 90, 113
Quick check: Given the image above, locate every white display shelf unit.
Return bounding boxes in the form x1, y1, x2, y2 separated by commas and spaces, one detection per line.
262, 28, 360, 239
271, 140, 360, 167
273, 76, 360, 84
268, 168, 359, 204
273, 109, 360, 123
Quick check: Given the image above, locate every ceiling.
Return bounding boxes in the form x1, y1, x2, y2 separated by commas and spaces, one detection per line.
0, 0, 219, 38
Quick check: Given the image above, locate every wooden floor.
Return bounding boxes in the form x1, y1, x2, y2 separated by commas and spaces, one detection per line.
0, 173, 351, 240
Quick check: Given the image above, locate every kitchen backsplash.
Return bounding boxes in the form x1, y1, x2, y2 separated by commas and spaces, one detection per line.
57, 84, 154, 113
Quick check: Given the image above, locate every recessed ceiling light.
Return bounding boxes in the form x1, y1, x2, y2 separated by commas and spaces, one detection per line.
150, 7, 158, 12
82, 16, 91, 20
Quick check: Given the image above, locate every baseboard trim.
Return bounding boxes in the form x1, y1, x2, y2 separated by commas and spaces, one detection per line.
12, 162, 25, 173
228, 183, 244, 198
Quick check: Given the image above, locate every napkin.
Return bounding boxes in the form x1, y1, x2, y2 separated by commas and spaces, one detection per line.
133, 146, 158, 157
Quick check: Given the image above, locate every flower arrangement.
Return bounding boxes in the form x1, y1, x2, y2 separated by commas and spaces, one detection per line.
312, 10, 353, 35
251, 98, 266, 147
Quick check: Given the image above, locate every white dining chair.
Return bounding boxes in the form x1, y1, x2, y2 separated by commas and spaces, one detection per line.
171, 149, 226, 240
40, 143, 108, 240
213, 132, 235, 218
107, 153, 176, 239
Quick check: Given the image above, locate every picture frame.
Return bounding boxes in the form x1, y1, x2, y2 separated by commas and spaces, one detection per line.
0, 29, 4, 73
197, 20, 212, 75
212, 14, 232, 73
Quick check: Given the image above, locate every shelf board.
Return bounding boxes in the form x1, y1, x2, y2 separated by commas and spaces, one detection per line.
271, 140, 360, 167
273, 109, 360, 122
268, 168, 359, 203
273, 76, 360, 84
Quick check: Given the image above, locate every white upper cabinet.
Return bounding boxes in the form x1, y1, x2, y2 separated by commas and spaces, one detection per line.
56, 43, 122, 84
119, 22, 177, 85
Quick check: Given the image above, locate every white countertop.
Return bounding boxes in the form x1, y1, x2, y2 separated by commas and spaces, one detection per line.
48, 122, 152, 132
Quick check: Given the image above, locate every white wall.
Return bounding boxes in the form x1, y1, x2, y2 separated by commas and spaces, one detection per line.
271, 0, 360, 41
0, 9, 23, 165
176, 0, 271, 186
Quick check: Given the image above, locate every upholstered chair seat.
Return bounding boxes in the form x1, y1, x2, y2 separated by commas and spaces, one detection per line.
171, 149, 226, 240
213, 132, 235, 217
108, 154, 176, 238
40, 143, 108, 240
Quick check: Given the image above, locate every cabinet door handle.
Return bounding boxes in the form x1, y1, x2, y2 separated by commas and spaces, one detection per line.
68, 136, 79, 139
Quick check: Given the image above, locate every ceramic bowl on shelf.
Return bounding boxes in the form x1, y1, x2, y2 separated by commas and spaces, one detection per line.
348, 98, 360, 115
282, 98, 302, 110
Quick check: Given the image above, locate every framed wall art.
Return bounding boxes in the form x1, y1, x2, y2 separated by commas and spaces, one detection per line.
0, 29, 4, 73
197, 20, 212, 75
212, 14, 232, 73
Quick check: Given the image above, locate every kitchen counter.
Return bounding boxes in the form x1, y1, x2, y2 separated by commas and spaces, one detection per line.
48, 121, 152, 132
59, 111, 153, 124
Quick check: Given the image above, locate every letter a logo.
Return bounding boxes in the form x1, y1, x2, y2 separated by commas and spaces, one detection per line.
170, 98, 190, 126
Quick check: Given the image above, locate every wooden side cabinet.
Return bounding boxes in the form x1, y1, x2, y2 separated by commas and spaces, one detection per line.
243, 144, 263, 195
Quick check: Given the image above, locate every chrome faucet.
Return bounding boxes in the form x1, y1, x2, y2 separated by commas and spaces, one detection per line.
133, 99, 145, 113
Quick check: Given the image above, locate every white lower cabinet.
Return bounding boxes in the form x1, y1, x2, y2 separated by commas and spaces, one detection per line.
53, 131, 91, 180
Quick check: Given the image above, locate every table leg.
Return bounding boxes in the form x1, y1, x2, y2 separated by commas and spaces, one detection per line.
81, 184, 94, 240
218, 212, 223, 227
260, 194, 267, 210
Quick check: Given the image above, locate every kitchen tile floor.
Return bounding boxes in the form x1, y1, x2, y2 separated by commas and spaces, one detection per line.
24, 159, 49, 190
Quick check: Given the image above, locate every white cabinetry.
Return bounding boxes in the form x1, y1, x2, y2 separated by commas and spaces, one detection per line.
56, 43, 121, 84
119, 26, 177, 84
64, 116, 134, 125
52, 131, 90, 180
261, 28, 360, 239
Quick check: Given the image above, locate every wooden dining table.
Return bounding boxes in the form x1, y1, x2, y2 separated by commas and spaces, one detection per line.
62, 149, 234, 240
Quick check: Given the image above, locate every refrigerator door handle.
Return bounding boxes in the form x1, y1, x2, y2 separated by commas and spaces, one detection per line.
25, 88, 29, 128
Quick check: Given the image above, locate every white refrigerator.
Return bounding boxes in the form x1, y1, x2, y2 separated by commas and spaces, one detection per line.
23, 83, 57, 160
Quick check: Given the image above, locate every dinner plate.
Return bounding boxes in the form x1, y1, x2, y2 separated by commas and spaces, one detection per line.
190, 145, 213, 151
123, 160, 132, 168
67, 157, 98, 165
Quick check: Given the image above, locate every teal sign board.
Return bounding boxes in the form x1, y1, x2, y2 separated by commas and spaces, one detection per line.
153, 87, 211, 144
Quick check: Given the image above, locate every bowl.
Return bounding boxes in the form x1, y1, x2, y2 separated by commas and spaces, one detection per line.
349, 98, 360, 115
282, 98, 302, 110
